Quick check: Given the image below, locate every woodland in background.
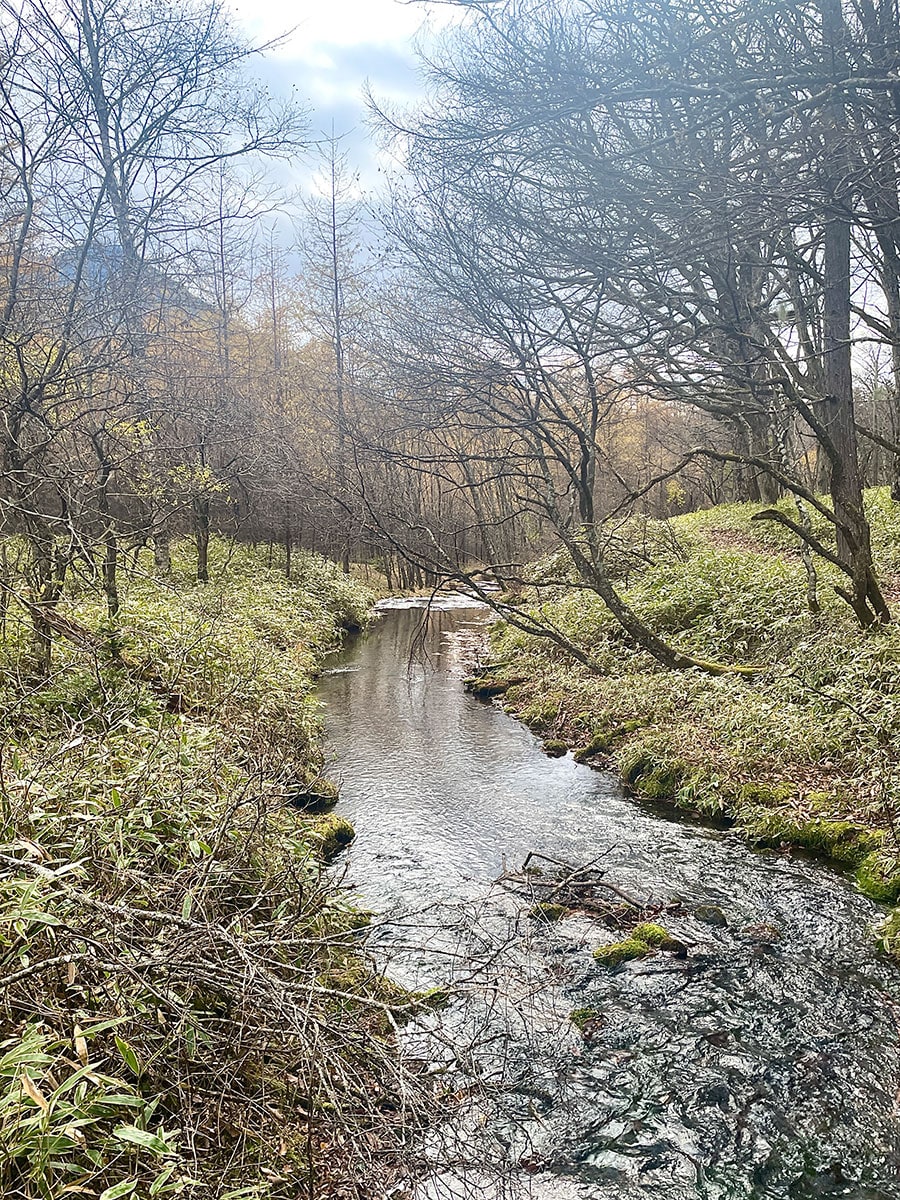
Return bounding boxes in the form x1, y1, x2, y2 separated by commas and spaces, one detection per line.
345, 0, 900, 665
0, 0, 389, 674
13, 0, 900, 677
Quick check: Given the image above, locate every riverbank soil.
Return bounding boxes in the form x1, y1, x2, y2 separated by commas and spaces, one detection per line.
484, 489, 900, 941
0, 540, 414, 1199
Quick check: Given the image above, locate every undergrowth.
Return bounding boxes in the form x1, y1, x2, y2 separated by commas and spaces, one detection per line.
0, 540, 421, 1200
489, 488, 900, 925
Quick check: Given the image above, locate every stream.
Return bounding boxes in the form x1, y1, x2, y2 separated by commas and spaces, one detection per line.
318, 597, 900, 1200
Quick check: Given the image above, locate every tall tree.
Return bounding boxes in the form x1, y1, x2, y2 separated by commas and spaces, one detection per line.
362, 0, 900, 654
0, 0, 305, 668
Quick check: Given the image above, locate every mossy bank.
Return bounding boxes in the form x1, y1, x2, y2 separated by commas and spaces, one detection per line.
0, 540, 416, 1200
479, 489, 900, 944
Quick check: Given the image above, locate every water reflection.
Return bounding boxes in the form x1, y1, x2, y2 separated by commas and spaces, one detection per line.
319, 603, 900, 1200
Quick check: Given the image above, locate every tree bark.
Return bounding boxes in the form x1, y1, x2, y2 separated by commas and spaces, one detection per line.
819, 0, 890, 625
195, 497, 210, 583
153, 527, 172, 576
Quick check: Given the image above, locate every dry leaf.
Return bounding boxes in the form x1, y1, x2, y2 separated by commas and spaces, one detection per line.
15, 839, 46, 860
21, 1072, 49, 1112
74, 1024, 88, 1066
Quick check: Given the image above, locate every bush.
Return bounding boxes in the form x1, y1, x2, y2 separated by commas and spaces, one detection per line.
0, 539, 423, 1199
492, 490, 900, 902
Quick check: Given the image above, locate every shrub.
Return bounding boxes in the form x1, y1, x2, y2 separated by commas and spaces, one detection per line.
0, 539, 421, 1199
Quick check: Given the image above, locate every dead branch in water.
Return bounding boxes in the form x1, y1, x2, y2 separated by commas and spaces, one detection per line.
501, 850, 649, 915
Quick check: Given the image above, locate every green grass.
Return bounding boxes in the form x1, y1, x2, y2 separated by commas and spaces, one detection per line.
493, 489, 900, 930
0, 539, 420, 1199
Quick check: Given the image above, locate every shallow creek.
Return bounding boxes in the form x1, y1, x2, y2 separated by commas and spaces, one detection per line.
318, 597, 900, 1200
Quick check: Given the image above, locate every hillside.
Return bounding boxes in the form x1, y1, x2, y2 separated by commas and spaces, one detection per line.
480, 489, 900, 949
0, 542, 416, 1200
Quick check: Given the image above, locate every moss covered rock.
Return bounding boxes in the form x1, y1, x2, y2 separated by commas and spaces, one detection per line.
693, 904, 728, 927
855, 852, 900, 903
310, 814, 355, 861
527, 901, 568, 921
569, 1006, 603, 1033
632, 921, 687, 955
542, 739, 568, 757
640, 763, 692, 799
574, 718, 645, 763
286, 776, 340, 813
573, 732, 613, 762
465, 674, 527, 699
317, 965, 445, 1034
745, 810, 881, 867
631, 922, 669, 946
737, 781, 795, 809
593, 937, 651, 967
876, 909, 900, 958
618, 742, 692, 799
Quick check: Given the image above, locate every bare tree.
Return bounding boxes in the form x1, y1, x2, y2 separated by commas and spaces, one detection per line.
298, 132, 373, 572
355, 0, 900, 655
0, 0, 306, 667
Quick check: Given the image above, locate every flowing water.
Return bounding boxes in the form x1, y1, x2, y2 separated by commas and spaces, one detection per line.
318, 598, 900, 1200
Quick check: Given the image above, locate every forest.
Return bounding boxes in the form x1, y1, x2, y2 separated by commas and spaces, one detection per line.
5, 0, 900, 1196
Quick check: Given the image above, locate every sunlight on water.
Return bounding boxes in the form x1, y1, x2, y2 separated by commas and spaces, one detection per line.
319, 602, 900, 1200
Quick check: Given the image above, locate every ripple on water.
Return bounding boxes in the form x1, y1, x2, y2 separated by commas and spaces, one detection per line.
318, 603, 900, 1199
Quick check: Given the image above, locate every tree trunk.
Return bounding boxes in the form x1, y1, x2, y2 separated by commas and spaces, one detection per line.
563, 528, 747, 674
877, 249, 900, 500
0, 542, 8, 644
96, 456, 119, 626
819, 0, 890, 625
28, 533, 67, 676
194, 497, 210, 583
103, 532, 119, 622
153, 526, 172, 576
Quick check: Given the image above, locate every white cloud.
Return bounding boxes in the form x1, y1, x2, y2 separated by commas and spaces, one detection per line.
230, 0, 453, 61
228, 0, 462, 196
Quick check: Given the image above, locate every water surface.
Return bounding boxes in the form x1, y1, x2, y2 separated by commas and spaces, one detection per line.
319, 600, 900, 1200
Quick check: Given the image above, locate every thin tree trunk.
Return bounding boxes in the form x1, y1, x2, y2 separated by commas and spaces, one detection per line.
28, 533, 68, 676
96, 455, 119, 625
153, 526, 172, 576
195, 498, 210, 583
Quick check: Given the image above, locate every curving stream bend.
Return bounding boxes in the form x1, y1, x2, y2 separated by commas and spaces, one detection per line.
318, 597, 900, 1200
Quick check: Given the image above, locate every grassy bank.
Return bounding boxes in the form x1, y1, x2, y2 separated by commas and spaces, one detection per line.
0, 541, 417, 1200
480, 489, 900, 944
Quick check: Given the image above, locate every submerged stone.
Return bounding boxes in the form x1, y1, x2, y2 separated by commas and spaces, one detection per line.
569, 1006, 603, 1034
694, 904, 728, 927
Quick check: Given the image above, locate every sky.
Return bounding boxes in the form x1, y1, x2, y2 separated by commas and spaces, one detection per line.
228, 0, 459, 191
